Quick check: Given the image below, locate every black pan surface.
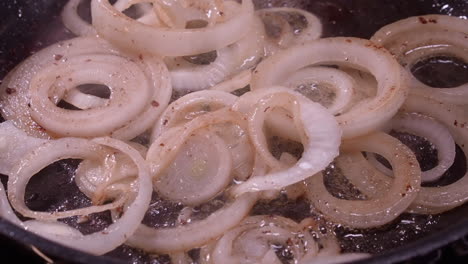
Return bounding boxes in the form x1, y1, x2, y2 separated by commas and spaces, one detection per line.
0, 0, 468, 263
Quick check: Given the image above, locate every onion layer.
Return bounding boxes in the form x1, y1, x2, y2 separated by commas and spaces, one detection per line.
251, 37, 407, 139
306, 132, 421, 228
371, 15, 468, 105
91, 0, 255, 57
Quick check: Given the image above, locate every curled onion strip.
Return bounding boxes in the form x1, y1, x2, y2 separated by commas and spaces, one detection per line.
371, 15, 468, 105
91, 0, 255, 57
207, 215, 318, 264
7, 137, 152, 254
232, 87, 341, 195
306, 132, 421, 228
368, 113, 456, 182
251, 37, 406, 139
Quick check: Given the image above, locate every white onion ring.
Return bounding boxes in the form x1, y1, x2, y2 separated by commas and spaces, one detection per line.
306, 132, 421, 228
0, 37, 171, 140
166, 5, 264, 92
401, 96, 468, 214
6, 137, 152, 255
29, 54, 151, 137
368, 113, 456, 182
91, 0, 255, 57
371, 15, 468, 105
251, 37, 406, 139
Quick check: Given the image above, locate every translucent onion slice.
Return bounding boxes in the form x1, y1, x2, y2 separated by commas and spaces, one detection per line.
0, 121, 47, 176
207, 215, 318, 264
256, 7, 322, 55
154, 130, 233, 206
29, 54, 151, 137
127, 192, 258, 253
0, 37, 114, 139
152, 90, 238, 140
336, 152, 390, 200
62, 0, 97, 36
165, 5, 264, 92
74, 142, 147, 201
91, 0, 255, 57
0, 37, 171, 140
282, 66, 355, 115
401, 96, 468, 214
148, 108, 248, 179
306, 132, 421, 228
7, 137, 152, 254
251, 37, 406, 139
371, 15, 468, 105
231, 87, 341, 195
368, 113, 456, 182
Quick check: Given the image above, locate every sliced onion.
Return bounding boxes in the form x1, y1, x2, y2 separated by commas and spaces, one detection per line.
368, 113, 456, 182
74, 142, 147, 201
166, 6, 264, 92
0, 37, 114, 138
251, 37, 406, 139
208, 215, 318, 264
401, 96, 468, 214
231, 87, 341, 195
91, 0, 255, 57
371, 15, 468, 105
7, 137, 152, 254
306, 132, 421, 228
154, 129, 233, 206
336, 152, 390, 199
29, 54, 151, 137
0, 37, 171, 140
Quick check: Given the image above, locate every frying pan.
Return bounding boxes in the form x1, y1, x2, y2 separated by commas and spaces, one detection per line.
0, 0, 468, 263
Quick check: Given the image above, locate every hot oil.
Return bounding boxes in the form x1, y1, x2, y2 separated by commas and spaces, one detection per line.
0, 0, 467, 263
